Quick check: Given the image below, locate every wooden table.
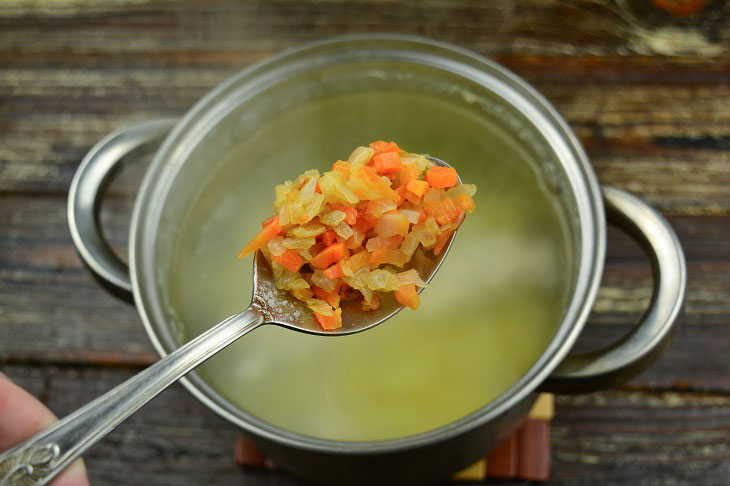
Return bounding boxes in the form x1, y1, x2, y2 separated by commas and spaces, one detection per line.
1, 1, 728, 484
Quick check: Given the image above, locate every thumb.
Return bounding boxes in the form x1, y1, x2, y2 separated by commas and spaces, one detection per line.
0, 372, 90, 486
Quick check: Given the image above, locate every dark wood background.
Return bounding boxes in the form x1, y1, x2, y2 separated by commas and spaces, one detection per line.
1, 1, 728, 484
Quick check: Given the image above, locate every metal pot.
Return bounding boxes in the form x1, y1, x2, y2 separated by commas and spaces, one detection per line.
68, 35, 685, 484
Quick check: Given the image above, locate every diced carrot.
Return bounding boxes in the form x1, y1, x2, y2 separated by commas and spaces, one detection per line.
395, 185, 409, 205
391, 234, 404, 247
398, 162, 420, 187
312, 286, 341, 308
425, 197, 462, 225
332, 160, 351, 178
315, 308, 342, 330
433, 232, 452, 256
452, 193, 476, 213
323, 262, 345, 280
406, 179, 430, 197
239, 216, 283, 258
322, 230, 337, 246
426, 166, 459, 189
369, 140, 400, 155
344, 250, 371, 273
345, 207, 358, 225
272, 249, 304, 273
310, 241, 348, 269
309, 241, 326, 255
404, 191, 421, 205
370, 249, 409, 267
353, 210, 376, 233
261, 215, 277, 228
315, 182, 321, 194
373, 152, 403, 175
394, 284, 420, 310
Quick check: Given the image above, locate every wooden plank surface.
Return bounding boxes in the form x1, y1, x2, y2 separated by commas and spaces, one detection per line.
1, 0, 729, 484
3, 365, 729, 485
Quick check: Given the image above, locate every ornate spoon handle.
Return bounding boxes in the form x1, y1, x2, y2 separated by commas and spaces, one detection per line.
0, 308, 264, 486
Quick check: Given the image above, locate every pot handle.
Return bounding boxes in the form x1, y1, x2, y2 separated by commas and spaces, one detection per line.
542, 186, 686, 393
67, 119, 177, 301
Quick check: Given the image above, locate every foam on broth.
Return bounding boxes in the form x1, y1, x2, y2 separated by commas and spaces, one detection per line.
168, 90, 573, 441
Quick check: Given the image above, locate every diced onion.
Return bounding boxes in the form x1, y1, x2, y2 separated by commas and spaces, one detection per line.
321, 210, 347, 226
283, 236, 315, 250
306, 298, 335, 316
335, 221, 354, 240
267, 236, 287, 256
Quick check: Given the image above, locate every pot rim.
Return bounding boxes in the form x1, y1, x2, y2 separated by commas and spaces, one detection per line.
129, 34, 605, 454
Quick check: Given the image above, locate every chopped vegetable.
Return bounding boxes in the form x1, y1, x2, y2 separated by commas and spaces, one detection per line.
272, 249, 305, 273
238, 141, 477, 330
425, 166, 459, 189
394, 284, 420, 310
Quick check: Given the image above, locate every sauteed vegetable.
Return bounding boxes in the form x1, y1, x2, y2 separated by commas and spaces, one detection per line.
238, 141, 476, 330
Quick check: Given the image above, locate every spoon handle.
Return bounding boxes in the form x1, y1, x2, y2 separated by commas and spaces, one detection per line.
0, 307, 265, 486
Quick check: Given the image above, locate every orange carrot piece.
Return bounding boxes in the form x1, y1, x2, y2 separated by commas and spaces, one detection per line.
370, 249, 409, 267
272, 249, 304, 273
239, 216, 283, 258
404, 191, 421, 205
314, 308, 342, 330
433, 231, 452, 256
323, 262, 345, 280
261, 215, 277, 228
406, 179, 430, 197
373, 152, 403, 174
426, 166, 458, 189
394, 284, 420, 310
425, 197, 462, 225
395, 185, 409, 205
311, 241, 347, 269
322, 230, 337, 246
312, 286, 341, 308
369, 140, 400, 155
332, 160, 351, 178
353, 210, 376, 232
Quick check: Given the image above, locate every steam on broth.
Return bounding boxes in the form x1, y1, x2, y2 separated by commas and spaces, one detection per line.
168, 90, 573, 441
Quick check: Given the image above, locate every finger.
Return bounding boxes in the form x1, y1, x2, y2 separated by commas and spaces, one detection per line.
0, 372, 90, 486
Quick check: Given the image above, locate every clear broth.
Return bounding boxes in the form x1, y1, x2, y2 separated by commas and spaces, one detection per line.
169, 90, 573, 441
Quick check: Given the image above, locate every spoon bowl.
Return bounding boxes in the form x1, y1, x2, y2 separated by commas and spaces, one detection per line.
256, 155, 458, 335
0, 156, 460, 485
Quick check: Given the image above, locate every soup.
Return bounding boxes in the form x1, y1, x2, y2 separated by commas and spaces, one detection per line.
168, 89, 573, 441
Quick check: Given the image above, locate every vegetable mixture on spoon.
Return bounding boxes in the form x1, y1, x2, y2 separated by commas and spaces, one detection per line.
239, 141, 477, 330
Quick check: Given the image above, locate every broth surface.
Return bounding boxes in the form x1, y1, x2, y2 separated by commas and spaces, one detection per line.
169, 90, 573, 441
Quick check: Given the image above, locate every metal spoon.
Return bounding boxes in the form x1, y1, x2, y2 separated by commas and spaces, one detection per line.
0, 157, 459, 486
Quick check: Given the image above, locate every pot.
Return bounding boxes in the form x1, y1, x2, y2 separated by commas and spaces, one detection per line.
68, 35, 685, 484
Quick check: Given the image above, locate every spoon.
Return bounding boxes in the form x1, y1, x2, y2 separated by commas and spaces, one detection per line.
0, 157, 459, 486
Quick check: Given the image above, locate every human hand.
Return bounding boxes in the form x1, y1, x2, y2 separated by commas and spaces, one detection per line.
0, 372, 90, 485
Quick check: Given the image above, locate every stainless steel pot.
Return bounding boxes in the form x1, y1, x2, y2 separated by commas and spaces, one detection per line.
68, 35, 686, 484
